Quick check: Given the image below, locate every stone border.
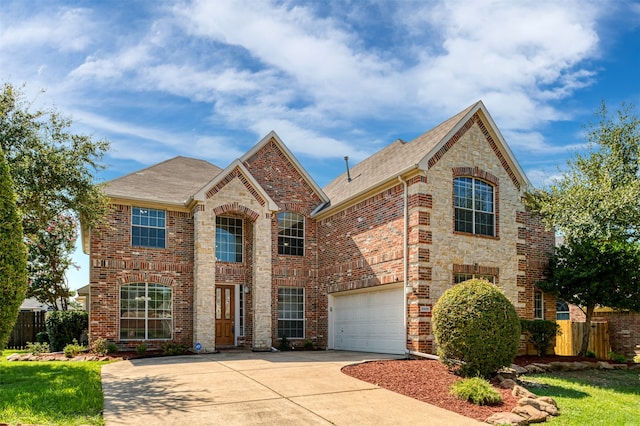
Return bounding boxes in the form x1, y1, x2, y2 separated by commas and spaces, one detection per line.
485, 360, 639, 425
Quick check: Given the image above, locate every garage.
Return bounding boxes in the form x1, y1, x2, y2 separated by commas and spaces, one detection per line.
330, 285, 405, 355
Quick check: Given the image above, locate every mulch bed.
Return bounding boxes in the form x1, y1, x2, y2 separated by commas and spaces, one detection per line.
342, 355, 595, 422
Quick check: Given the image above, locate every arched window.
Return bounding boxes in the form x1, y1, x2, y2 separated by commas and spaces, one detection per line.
278, 212, 304, 256
120, 283, 172, 340
454, 177, 495, 236
556, 300, 570, 320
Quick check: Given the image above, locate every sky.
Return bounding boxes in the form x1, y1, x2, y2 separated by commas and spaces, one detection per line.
1, 0, 640, 292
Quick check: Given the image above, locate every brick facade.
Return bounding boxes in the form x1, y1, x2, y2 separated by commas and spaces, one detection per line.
87, 102, 554, 355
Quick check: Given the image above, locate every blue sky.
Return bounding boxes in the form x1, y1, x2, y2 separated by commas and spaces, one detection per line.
2, 0, 640, 292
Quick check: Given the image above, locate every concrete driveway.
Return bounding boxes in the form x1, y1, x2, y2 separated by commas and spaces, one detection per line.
102, 350, 482, 425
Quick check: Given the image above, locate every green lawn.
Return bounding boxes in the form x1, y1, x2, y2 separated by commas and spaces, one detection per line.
523, 368, 640, 426
0, 350, 109, 426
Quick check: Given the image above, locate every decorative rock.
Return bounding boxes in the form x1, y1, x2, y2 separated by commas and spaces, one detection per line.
6, 353, 21, 361
518, 397, 560, 416
581, 361, 599, 369
629, 364, 640, 370
509, 364, 528, 375
531, 363, 552, 371
548, 361, 573, 371
485, 412, 529, 426
571, 362, 590, 370
611, 364, 628, 370
499, 379, 517, 389
512, 384, 537, 399
512, 404, 549, 423
598, 361, 614, 370
536, 396, 558, 408
524, 364, 546, 373
497, 371, 518, 381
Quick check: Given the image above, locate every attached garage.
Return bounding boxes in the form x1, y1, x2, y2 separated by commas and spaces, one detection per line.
330, 285, 405, 355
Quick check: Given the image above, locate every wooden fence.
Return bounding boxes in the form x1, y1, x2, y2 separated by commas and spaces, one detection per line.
555, 320, 610, 359
6, 311, 47, 349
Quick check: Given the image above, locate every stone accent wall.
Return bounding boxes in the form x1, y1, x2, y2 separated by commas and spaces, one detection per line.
243, 140, 325, 348
89, 204, 194, 350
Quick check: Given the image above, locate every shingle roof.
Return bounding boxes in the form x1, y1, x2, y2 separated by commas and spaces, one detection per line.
322, 102, 478, 209
105, 156, 223, 205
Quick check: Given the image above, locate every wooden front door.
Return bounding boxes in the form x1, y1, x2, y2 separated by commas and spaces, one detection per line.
215, 285, 235, 345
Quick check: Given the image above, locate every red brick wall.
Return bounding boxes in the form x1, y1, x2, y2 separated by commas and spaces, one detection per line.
89, 204, 194, 350
591, 311, 640, 359
243, 140, 325, 348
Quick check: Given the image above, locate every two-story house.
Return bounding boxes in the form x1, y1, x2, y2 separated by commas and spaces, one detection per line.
83, 101, 555, 355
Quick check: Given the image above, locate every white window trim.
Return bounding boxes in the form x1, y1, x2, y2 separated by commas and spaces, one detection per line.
534, 291, 544, 320
120, 282, 173, 341
277, 287, 305, 339
454, 177, 496, 236
278, 212, 305, 256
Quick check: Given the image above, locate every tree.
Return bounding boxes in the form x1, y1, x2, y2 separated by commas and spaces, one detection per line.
26, 214, 78, 310
1, 83, 110, 309
525, 102, 640, 243
538, 239, 640, 355
0, 147, 28, 350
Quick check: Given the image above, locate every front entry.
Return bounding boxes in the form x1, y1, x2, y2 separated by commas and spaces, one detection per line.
215, 285, 235, 345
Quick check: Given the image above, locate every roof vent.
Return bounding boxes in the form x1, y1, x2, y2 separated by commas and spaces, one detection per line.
344, 156, 352, 182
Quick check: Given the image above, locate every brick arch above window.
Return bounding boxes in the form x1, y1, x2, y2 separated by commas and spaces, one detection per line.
452, 166, 499, 186
213, 202, 260, 222
117, 273, 175, 287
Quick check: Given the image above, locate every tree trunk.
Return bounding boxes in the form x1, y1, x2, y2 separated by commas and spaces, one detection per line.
578, 304, 595, 356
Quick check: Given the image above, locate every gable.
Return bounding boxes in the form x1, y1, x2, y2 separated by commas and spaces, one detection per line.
242, 132, 328, 210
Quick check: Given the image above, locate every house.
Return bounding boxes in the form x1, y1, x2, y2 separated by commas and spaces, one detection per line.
82, 101, 555, 355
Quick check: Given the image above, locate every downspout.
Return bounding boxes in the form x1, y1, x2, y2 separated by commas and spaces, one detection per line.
398, 176, 409, 356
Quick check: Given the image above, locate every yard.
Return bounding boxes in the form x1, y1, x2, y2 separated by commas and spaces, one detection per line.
0, 350, 108, 426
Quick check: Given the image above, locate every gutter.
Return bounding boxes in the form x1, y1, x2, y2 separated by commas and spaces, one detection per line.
406, 349, 439, 360
398, 176, 409, 347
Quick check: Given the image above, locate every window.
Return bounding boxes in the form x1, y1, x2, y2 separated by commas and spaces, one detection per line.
454, 177, 495, 236
278, 287, 304, 339
278, 212, 304, 256
238, 285, 245, 337
120, 283, 172, 340
454, 273, 495, 284
132, 207, 166, 248
556, 300, 570, 320
216, 216, 243, 262
534, 291, 544, 319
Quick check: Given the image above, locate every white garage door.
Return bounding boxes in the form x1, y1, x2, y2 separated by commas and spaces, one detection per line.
332, 286, 405, 355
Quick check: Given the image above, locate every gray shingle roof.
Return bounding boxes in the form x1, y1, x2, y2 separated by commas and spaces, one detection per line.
105, 156, 223, 205
322, 102, 478, 209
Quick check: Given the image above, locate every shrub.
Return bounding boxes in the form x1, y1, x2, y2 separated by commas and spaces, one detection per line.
136, 343, 148, 356
26, 341, 50, 355
106, 342, 119, 354
609, 352, 627, 363
45, 310, 88, 351
90, 338, 108, 356
63, 339, 86, 358
450, 377, 502, 406
160, 341, 188, 355
36, 331, 49, 343
279, 335, 291, 351
633, 354, 640, 364
586, 350, 596, 359
520, 319, 561, 356
432, 279, 521, 378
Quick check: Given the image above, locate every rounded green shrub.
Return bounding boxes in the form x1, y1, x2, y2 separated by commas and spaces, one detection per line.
450, 377, 502, 405
432, 279, 521, 378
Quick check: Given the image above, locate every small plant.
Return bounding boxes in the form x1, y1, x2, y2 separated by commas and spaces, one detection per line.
136, 343, 148, 356
279, 335, 291, 351
63, 339, 86, 358
160, 341, 188, 355
585, 350, 596, 358
520, 319, 561, 356
633, 354, 640, 364
609, 351, 627, 363
450, 377, 502, 406
90, 337, 108, 355
106, 342, 119, 354
303, 339, 313, 350
26, 341, 50, 355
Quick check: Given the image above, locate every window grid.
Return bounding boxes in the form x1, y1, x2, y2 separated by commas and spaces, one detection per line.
120, 283, 172, 340
216, 216, 243, 262
278, 212, 305, 256
534, 291, 544, 320
454, 273, 495, 284
556, 300, 570, 320
277, 287, 304, 339
454, 177, 495, 236
132, 207, 166, 248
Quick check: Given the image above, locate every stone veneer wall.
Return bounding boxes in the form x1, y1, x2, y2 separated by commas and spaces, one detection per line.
89, 204, 195, 350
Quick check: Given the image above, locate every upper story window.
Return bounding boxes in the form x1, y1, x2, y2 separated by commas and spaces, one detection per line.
278, 212, 304, 256
216, 216, 243, 262
132, 207, 166, 248
454, 177, 495, 237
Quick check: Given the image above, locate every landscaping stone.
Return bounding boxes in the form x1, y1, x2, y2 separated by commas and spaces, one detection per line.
512, 404, 549, 423
524, 364, 546, 373
518, 397, 560, 416
499, 378, 517, 389
509, 364, 529, 375
531, 363, 553, 371
598, 361, 614, 370
512, 384, 537, 399
485, 412, 529, 425
611, 364, 628, 370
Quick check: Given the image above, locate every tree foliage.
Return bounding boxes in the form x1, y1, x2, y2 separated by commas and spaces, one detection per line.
538, 239, 640, 355
26, 215, 78, 310
1, 83, 110, 309
525, 102, 640, 242
0, 147, 28, 350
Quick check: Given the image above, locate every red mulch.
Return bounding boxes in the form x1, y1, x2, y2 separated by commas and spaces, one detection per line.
342, 355, 593, 422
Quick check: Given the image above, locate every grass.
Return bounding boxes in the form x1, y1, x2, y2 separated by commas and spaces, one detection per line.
0, 349, 109, 426
523, 369, 640, 426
